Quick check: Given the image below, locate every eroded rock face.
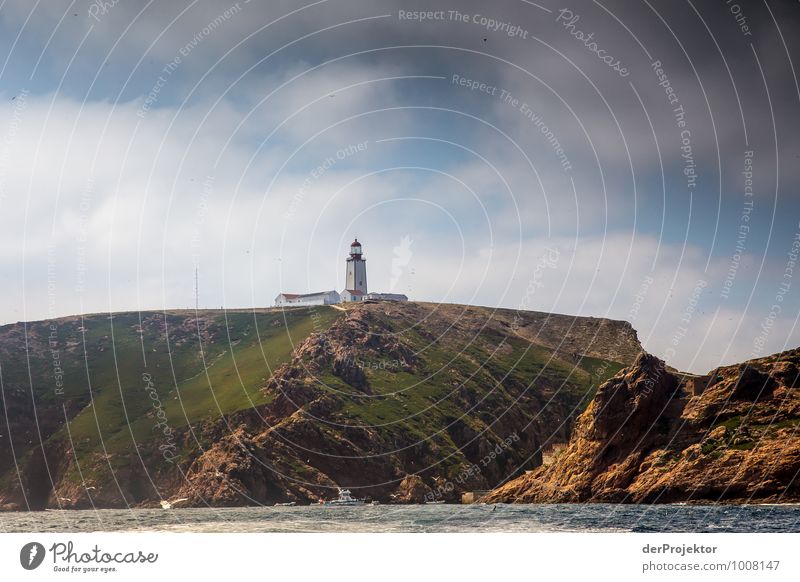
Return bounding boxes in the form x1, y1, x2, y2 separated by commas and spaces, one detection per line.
0, 302, 645, 509
160, 304, 633, 507
730, 366, 776, 401
486, 349, 800, 504
589, 353, 679, 442
172, 426, 347, 506
392, 475, 432, 504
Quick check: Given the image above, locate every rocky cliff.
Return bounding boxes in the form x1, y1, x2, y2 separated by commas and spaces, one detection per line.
0, 302, 639, 509
484, 349, 800, 504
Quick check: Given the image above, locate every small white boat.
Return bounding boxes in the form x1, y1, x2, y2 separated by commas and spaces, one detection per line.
160, 497, 188, 510
319, 488, 365, 506
425, 500, 446, 505
274, 501, 296, 507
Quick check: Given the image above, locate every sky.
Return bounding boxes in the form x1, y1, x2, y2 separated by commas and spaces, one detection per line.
0, 0, 799, 373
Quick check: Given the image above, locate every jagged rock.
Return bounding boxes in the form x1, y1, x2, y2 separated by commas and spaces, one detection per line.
731, 366, 775, 401
770, 361, 799, 388
485, 349, 800, 504
331, 356, 369, 391
392, 474, 432, 504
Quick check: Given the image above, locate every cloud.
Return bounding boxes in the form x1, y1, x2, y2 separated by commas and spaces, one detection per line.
1, 0, 799, 375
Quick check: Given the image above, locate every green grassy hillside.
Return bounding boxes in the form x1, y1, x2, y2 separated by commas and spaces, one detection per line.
0, 302, 639, 508
0, 307, 342, 496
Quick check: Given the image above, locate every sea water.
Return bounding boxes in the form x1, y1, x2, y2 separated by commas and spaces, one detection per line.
1, 504, 798, 533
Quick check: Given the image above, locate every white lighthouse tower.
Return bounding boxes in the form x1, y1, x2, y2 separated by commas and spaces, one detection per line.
341, 238, 367, 302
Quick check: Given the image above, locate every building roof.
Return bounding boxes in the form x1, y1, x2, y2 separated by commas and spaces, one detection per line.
343, 289, 365, 296
277, 290, 337, 299
351, 238, 360, 246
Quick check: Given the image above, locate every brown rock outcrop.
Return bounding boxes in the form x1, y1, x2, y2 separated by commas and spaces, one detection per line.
392, 474, 432, 503
486, 349, 800, 504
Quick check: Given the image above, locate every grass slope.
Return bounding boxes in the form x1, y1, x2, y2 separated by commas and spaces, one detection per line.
0, 302, 634, 503
0, 307, 342, 483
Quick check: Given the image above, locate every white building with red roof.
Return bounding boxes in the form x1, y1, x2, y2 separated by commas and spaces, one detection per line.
340, 289, 366, 303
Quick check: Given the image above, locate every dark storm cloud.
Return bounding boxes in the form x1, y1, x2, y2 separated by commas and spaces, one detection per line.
1, 0, 799, 372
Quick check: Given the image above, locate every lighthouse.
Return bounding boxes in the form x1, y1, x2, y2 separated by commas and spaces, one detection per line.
274, 236, 408, 306
341, 238, 367, 302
